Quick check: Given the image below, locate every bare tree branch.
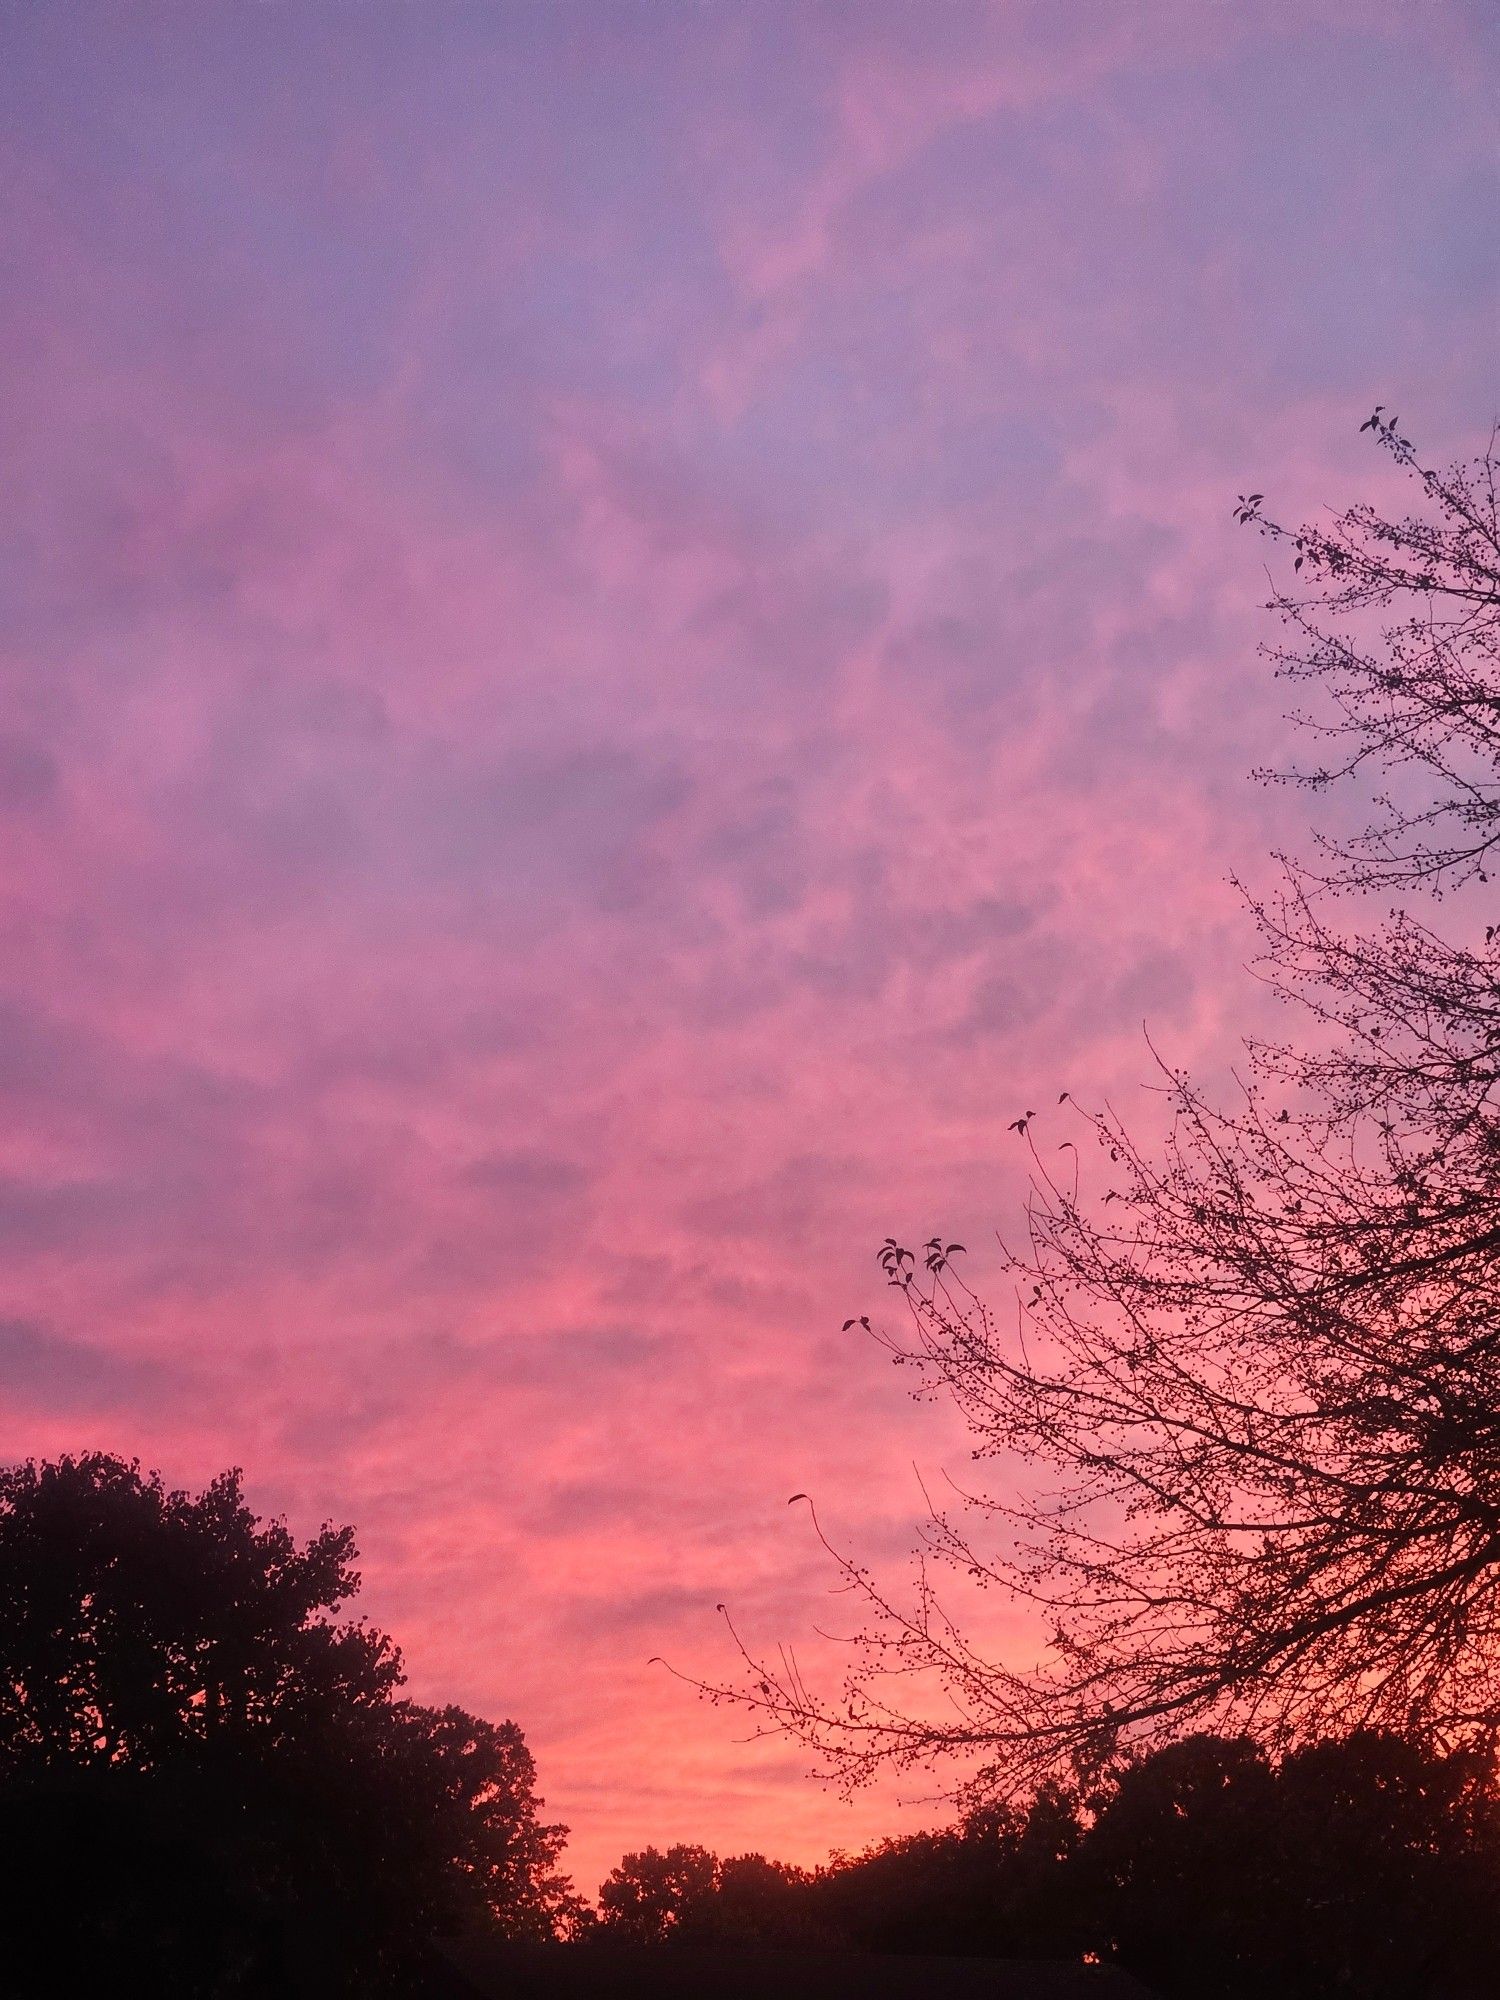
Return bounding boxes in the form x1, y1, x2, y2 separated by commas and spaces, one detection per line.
692, 415, 1500, 1802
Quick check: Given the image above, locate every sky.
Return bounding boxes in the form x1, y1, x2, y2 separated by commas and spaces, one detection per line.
0, 0, 1495, 1894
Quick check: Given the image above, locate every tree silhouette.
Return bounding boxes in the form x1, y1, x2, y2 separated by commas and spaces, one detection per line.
0, 1452, 578, 1996
703, 1853, 827, 1947
1076, 1735, 1279, 1993
591, 1733, 1500, 1997
813, 1786, 1084, 1960
596, 1845, 833, 1949
712, 416, 1500, 1797
1265, 1730, 1499, 1996
1078, 1730, 1500, 1998
597, 1843, 721, 1943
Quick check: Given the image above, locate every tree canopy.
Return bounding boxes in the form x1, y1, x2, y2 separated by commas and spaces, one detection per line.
593, 1731, 1500, 1999
0, 1451, 579, 1996
597, 1844, 824, 1948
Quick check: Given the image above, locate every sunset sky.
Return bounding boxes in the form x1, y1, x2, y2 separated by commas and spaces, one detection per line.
1, 1, 1495, 1891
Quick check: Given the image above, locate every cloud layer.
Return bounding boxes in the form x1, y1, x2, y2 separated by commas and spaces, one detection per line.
0, 0, 1494, 1889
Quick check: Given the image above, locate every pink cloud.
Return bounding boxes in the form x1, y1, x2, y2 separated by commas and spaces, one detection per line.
0, 0, 1491, 1897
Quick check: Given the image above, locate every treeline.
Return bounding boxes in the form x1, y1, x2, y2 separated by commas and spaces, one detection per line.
7, 1452, 1500, 2000
593, 1731, 1500, 1999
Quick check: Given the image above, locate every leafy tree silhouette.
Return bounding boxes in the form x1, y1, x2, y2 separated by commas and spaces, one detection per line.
1077, 1730, 1500, 1999
592, 1733, 1500, 1997
596, 1845, 834, 1949
596, 1844, 720, 1943
813, 1785, 1084, 1960
0, 1452, 578, 1997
